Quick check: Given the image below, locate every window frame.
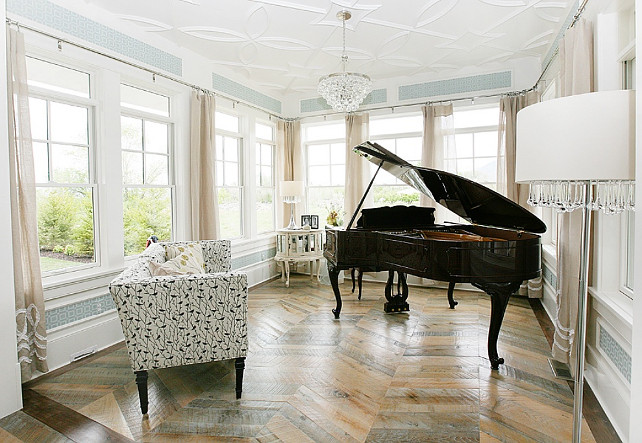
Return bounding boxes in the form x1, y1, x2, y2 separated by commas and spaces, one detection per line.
254, 119, 276, 235
120, 102, 176, 257
449, 104, 500, 190
302, 119, 346, 225
215, 110, 245, 239
28, 65, 100, 278
369, 112, 423, 207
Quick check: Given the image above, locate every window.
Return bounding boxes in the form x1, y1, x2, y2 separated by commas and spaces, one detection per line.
216, 111, 243, 238
27, 57, 96, 274
121, 85, 173, 256
304, 121, 345, 225
447, 106, 499, 190
623, 57, 635, 294
370, 114, 422, 207
255, 122, 275, 234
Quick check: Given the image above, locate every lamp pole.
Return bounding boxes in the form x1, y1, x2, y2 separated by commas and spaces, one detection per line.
572, 180, 592, 443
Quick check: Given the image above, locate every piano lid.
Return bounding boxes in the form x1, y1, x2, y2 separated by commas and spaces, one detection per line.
355, 141, 547, 233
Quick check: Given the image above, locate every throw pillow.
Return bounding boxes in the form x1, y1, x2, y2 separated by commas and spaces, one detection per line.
148, 259, 189, 276
165, 243, 207, 274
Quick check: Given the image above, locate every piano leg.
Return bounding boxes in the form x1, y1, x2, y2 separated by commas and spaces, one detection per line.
478, 281, 522, 370
384, 271, 410, 313
328, 263, 342, 319
447, 281, 458, 309
350, 268, 363, 300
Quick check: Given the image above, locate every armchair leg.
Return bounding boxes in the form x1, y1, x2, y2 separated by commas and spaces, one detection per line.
135, 370, 149, 414
235, 357, 246, 399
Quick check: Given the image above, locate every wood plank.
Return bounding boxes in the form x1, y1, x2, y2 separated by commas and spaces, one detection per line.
22, 388, 133, 442
1, 278, 615, 441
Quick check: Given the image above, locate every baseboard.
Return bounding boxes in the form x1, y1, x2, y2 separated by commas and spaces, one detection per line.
45, 312, 124, 373
1, 363, 23, 418
585, 361, 629, 442
240, 258, 280, 288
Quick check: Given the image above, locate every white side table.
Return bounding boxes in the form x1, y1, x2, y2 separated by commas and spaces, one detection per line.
275, 228, 323, 287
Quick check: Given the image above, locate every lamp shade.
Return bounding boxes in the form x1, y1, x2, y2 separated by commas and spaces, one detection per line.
515, 90, 635, 183
279, 180, 304, 197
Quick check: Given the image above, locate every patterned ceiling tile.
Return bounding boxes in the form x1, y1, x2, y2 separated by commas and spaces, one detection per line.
14, 0, 578, 98
118, 15, 172, 32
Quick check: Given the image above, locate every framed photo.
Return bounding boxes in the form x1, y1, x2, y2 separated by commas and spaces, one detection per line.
301, 214, 311, 227
310, 215, 319, 229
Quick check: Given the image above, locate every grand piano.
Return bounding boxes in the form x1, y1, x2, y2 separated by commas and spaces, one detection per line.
323, 141, 546, 370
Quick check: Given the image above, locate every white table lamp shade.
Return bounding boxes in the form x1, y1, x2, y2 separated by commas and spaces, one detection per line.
516, 90, 635, 183
280, 180, 304, 197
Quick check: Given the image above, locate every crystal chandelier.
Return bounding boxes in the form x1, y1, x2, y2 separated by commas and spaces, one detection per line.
318, 11, 372, 113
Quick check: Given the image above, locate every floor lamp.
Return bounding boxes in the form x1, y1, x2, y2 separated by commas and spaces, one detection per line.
516, 90, 635, 443
280, 180, 304, 229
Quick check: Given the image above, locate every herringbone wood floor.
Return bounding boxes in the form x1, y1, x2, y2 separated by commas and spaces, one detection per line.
1, 275, 607, 442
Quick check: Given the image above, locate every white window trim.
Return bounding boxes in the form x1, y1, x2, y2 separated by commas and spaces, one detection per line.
121, 93, 177, 257
215, 110, 245, 240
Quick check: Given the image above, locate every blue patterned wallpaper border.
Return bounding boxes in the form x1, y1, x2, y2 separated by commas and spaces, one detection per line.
45, 248, 276, 330
599, 324, 631, 384
7, 0, 182, 76
542, 264, 557, 289
46, 293, 115, 331
541, 0, 580, 72
212, 73, 282, 114
300, 88, 388, 113
399, 71, 512, 101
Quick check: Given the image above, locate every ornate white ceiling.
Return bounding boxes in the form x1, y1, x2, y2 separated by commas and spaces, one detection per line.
82, 0, 576, 96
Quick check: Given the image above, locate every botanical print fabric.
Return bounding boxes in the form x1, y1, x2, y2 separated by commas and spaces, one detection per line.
110, 240, 248, 371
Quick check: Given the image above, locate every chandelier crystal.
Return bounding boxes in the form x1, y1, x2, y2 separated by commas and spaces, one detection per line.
318, 11, 372, 113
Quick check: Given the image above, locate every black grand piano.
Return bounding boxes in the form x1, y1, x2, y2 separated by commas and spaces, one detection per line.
323, 141, 546, 370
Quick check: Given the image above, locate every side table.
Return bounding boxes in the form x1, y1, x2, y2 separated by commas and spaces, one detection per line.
274, 228, 323, 287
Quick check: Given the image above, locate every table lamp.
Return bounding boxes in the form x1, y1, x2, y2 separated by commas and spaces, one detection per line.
280, 180, 304, 229
516, 89, 635, 443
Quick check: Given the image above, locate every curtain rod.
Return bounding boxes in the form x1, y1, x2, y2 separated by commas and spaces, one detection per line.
5, 18, 291, 121
298, 85, 538, 121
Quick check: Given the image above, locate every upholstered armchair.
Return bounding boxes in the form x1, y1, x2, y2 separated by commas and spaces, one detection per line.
109, 240, 248, 414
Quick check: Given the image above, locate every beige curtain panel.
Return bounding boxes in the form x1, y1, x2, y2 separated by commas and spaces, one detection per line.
189, 91, 220, 240
276, 120, 302, 228
8, 28, 49, 380
344, 112, 372, 222
420, 103, 456, 222
552, 18, 594, 366
498, 91, 543, 298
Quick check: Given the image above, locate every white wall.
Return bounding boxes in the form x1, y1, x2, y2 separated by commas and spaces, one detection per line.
629, 0, 642, 438
0, 0, 24, 418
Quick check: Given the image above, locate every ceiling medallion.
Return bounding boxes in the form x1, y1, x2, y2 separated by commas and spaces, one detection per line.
318, 10, 372, 113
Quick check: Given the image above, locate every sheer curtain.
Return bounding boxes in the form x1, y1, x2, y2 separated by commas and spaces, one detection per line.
189, 91, 220, 240
344, 112, 372, 222
497, 91, 543, 298
8, 28, 49, 379
420, 103, 455, 221
552, 18, 594, 366
276, 120, 302, 228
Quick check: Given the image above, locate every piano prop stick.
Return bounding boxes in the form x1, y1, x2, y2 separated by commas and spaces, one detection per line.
324, 141, 546, 370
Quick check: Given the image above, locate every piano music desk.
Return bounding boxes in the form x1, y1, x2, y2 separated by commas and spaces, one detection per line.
275, 228, 323, 287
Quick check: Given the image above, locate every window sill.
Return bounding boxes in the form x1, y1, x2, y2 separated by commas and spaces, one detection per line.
231, 233, 277, 255
542, 243, 557, 267
588, 287, 633, 329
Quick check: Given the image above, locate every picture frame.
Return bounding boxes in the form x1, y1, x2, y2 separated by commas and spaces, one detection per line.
301, 214, 311, 227
310, 215, 319, 229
